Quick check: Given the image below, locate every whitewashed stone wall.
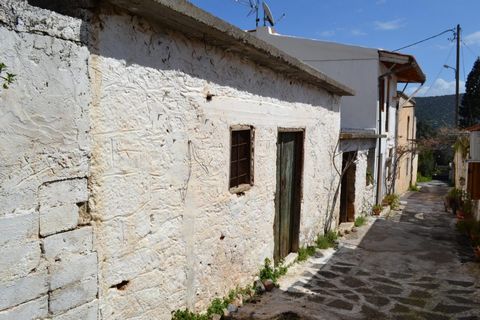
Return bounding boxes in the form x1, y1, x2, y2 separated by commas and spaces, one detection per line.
0, 1, 98, 319
1, 1, 343, 319
89, 12, 341, 318
354, 151, 376, 215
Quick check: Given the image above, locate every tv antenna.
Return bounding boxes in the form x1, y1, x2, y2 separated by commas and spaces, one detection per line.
262, 1, 274, 26
234, 0, 285, 28
234, 0, 260, 27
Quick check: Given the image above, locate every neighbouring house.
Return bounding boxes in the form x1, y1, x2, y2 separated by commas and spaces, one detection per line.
252, 27, 425, 222
0, 0, 354, 319
394, 92, 418, 195
453, 124, 480, 220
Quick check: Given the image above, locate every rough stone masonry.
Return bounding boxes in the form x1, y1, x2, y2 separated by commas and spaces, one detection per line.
0, 1, 352, 319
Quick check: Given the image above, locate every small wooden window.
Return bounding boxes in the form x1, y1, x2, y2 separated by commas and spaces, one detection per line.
230, 128, 254, 191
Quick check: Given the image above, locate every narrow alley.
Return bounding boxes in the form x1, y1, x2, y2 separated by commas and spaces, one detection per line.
234, 182, 480, 320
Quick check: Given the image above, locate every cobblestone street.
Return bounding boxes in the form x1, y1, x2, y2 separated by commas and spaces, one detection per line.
234, 182, 480, 320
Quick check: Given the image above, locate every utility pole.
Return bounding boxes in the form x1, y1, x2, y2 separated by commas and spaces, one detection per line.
455, 24, 461, 127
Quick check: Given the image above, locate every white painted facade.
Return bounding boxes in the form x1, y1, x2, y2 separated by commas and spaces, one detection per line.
0, 1, 351, 319
252, 27, 401, 209
0, 1, 97, 319
252, 28, 425, 207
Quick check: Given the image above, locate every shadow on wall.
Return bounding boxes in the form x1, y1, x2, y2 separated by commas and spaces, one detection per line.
28, 0, 339, 109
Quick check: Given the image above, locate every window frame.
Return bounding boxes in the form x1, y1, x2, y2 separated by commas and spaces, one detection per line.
229, 125, 255, 193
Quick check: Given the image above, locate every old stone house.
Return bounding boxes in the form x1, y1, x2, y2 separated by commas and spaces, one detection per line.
0, 0, 353, 319
453, 124, 480, 221
394, 92, 418, 195
252, 27, 425, 220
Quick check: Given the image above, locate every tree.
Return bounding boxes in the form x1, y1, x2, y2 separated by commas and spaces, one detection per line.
460, 58, 480, 128
324, 139, 358, 233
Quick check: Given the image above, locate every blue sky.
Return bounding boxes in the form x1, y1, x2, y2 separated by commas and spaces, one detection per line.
189, 0, 480, 97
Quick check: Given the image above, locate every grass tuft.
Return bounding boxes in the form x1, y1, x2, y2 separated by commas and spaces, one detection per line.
354, 216, 366, 227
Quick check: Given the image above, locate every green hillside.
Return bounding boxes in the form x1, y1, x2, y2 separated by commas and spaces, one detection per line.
415, 94, 462, 129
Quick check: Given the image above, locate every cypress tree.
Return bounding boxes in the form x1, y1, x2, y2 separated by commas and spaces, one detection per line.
460, 57, 480, 127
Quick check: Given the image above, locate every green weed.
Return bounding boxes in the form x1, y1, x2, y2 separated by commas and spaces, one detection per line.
315, 231, 338, 249
297, 246, 317, 262
408, 184, 420, 191
354, 216, 366, 227
383, 194, 400, 209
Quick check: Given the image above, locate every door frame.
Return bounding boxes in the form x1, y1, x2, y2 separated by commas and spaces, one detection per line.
274, 128, 305, 263
339, 151, 357, 223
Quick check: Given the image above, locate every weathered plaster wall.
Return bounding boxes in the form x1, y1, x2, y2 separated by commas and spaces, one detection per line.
395, 98, 417, 195
88, 12, 341, 318
253, 27, 379, 132
0, 1, 98, 319
354, 151, 375, 215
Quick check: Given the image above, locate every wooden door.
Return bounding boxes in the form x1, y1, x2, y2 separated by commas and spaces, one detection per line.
274, 132, 303, 263
340, 152, 357, 223
468, 162, 480, 200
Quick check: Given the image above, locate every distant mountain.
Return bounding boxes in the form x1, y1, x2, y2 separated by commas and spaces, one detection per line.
414, 94, 462, 129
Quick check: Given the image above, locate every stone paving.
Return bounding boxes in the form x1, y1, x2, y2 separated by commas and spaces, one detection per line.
234, 181, 480, 320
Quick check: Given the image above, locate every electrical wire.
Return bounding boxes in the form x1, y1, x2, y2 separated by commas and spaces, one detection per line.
393, 28, 455, 52
419, 44, 455, 97
461, 40, 480, 58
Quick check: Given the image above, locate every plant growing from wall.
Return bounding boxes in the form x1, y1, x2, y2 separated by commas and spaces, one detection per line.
0, 62, 15, 89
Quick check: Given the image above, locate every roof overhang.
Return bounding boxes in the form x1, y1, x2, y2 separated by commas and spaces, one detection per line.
465, 123, 480, 132
105, 0, 355, 96
340, 131, 386, 140
379, 50, 426, 83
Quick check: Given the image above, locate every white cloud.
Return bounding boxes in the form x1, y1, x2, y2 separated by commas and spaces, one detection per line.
351, 29, 367, 36
374, 19, 404, 31
318, 30, 335, 37
464, 31, 480, 46
405, 78, 465, 97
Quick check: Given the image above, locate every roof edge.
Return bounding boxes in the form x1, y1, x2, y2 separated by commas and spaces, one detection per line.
106, 0, 355, 96
379, 50, 426, 84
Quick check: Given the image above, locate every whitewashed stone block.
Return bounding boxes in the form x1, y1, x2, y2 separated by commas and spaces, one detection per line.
0, 270, 48, 310
38, 178, 88, 207
0, 241, 41, 280
0, 211, 38, 247
0, 295, 48, 320
43, 226, 93, 261
50, 252, 97, 290
49, 276, 97, 315
39, 203, 79, 237
55, 300, 98, 320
